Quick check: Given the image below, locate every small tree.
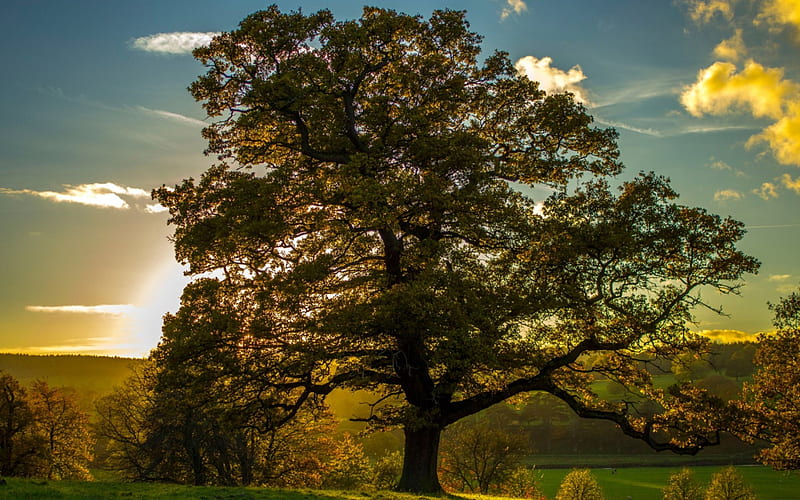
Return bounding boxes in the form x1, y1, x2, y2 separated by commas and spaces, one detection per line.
439, 416, 530, 493
319, 433, 372, 490
0, 372, 37, 477
28, 381, 93, 480
555, 469, 604, 500
704, 466, 756, 500
94, 362, 160, 480
663, 468, 703, 500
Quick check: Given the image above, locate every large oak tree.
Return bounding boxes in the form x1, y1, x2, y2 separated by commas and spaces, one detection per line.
154, 6, 758, 493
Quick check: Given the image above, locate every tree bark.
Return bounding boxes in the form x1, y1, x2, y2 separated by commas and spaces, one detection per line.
396, 425, 443, 494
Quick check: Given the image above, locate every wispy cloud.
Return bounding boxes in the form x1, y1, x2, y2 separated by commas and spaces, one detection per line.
134, 106, 206, 127
710, 158, 747, 177
25, 304, 138, 316
593, 117, 662, 137
130, 32, 220, 55
686, 0, 735, 24
0, 182, 149, 209
515, 56, 589, 103
710, 159, 732, 171
746, 223, 800, 229
500, 0, 528, 20
768, 274, 792, 282
714, 189, 744, 201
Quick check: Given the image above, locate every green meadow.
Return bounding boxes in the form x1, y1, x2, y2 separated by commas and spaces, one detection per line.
0, 466, 797, 500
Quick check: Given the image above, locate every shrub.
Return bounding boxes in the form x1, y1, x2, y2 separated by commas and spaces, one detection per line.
501, 466, 546, 499
373, 450, 403, 490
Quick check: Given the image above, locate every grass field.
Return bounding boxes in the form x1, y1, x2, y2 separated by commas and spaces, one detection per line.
0, 466, 797, 500
536, 465, 800, 499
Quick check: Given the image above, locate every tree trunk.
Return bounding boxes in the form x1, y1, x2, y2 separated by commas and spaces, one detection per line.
396, 425, 443, 494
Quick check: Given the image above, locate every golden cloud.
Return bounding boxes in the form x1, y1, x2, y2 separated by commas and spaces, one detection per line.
753, 181, 780, 199
748, 103, 800, 165
713, 28, 746, 61
758, 0, 800, 31
681, 60, 797, 119
687, 0, 735, 23
781, 172, 800, 192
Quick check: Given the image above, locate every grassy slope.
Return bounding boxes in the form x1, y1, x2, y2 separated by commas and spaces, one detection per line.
1, 467, 798, 500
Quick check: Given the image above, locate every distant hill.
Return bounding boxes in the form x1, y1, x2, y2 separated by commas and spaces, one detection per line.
0, 353, 144, 409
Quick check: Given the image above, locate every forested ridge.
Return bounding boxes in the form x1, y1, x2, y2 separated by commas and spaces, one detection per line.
0, 342, 763, 466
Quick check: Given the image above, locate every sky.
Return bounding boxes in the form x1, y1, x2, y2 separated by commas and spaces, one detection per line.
1, 0, 800, 357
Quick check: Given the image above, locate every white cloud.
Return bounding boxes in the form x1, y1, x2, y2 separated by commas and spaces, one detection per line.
515, 56, 589, 103
130, 32, 220, 55
0, 182, 155, 211
501, 0, 528, 20
713, 189, 744, 201
25, 304, 137, 316
144, 203, 169, 214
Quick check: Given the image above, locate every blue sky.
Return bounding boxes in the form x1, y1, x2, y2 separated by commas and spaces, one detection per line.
1, 0, 799, 356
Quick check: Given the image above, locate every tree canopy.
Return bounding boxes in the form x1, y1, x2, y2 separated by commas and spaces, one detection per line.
154, 5, 759, 493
